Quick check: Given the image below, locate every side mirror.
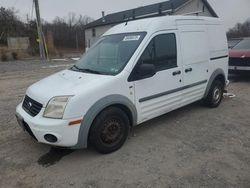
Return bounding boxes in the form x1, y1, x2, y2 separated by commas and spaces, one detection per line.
137, 64, 156, 79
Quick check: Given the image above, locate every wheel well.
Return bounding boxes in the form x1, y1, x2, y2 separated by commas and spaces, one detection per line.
92, 104, 134, 127
204, 72, 226, 98
87, 103, 134, 148
214, 74, 226, 87
109, 104, 134, 127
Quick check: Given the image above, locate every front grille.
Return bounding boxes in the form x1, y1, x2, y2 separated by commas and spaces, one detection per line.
22, 95, 43, 117
229, 57, 250, 67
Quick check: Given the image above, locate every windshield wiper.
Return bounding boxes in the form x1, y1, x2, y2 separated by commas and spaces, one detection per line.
70, 65, 81, 71
79, 68, 103, 74
71, 65, 105, 75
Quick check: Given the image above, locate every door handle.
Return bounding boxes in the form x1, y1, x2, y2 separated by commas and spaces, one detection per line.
185, 68, 193, 73
172, 70, 181, 76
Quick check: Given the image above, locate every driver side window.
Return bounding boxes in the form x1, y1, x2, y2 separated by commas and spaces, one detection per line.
139, 33, 177, 71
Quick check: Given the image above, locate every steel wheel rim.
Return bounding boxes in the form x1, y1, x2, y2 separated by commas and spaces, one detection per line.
213, 87, 221, 103
100, 118, 123, 145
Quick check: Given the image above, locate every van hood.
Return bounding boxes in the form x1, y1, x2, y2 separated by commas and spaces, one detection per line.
26, 69, 111, 106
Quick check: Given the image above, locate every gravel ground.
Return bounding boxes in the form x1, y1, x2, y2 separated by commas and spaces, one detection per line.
0, 60, 250, 188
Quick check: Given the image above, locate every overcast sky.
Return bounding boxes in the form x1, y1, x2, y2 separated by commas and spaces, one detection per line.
0, 0, 249, 30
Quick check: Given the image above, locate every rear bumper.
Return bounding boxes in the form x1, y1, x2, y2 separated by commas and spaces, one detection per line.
16, 103, 82, 147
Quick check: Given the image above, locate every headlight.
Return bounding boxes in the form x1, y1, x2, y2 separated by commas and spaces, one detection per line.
43, 96, 72, 119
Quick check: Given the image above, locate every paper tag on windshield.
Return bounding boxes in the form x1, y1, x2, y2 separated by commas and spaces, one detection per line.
123, 35, 140, 41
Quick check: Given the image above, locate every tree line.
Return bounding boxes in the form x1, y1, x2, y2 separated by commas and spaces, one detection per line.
1, 6, 249, 52
0, 7, 93, 54
227, 18, 250, 39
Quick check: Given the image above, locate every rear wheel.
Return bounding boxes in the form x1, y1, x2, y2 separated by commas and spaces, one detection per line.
204, 79, 224, 108
89, 107, 130, 154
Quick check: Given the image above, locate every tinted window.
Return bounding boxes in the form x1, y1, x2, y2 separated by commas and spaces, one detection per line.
233, 39, 250, 50
228, 39, 242, 49
139, 34, 177, 71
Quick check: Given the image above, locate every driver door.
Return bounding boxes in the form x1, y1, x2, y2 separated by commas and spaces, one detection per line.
130, 31, 184, 123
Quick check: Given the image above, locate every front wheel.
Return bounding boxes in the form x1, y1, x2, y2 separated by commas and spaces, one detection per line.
89, 107, 130, 154
203, 79, 224, 108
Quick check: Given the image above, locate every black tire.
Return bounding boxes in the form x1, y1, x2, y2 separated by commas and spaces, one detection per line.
89, 107, 130, 154
204, 79, 224, 108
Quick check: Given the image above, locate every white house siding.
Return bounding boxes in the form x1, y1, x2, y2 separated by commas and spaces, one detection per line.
85, 25, 113, 48
84, 0, 214, 49
174, 0, 211, 16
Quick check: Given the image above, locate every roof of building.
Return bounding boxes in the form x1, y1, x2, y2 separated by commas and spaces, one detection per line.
85, 0, 218, 29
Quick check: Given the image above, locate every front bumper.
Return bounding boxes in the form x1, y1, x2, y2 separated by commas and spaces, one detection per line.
16, 104, 82, 147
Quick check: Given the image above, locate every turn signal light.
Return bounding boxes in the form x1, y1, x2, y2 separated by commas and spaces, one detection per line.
68, 119, 82, 126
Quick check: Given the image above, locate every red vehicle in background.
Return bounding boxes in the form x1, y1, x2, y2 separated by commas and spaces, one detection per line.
229, 38, 250, 73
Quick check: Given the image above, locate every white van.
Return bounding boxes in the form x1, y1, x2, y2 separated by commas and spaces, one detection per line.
16, 16, 229, 153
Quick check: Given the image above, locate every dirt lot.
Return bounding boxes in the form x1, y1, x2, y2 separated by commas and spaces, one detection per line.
0, 60, 250, 188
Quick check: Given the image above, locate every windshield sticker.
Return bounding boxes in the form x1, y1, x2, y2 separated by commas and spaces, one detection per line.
111, 68, 119, 73
123, 35, 141, 41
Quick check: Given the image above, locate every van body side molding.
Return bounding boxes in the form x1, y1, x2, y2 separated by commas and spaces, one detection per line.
210, 55, 228, 61
139, 80, 207, 103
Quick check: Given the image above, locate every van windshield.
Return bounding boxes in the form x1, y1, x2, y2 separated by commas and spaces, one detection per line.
72, 32, 146, 75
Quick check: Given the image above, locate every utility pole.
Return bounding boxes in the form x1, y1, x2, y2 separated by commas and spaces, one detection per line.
34, 0, 46, 60
75, 31, 79, 50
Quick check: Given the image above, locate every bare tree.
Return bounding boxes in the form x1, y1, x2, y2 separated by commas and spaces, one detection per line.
227, 18, 250, 38
43, 13, 93, 49
0, 6, 93, 51
0, 7, 26, 45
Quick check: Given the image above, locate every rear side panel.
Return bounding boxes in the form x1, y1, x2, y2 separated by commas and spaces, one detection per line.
176, 18, 228, 105
177, 20, 210, 105
206, 22, 229, 80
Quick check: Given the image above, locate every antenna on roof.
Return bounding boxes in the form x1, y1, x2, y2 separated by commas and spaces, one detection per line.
123, 14, 129, 26
124, 10, 135, 26
102, 11, 105, 22
125, 17, 129, 26
132, 9, 135, 19
158, 3, 162, 15
170, 1, 174, 14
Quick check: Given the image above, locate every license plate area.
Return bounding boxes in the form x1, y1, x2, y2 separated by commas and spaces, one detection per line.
15, 114, 38, 141
16, 114, 25, 131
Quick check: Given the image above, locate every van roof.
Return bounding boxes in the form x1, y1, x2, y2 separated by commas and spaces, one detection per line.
104, 15, 222, 36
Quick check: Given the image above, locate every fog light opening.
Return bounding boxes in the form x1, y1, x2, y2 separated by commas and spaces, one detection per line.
44, 134, 58, 143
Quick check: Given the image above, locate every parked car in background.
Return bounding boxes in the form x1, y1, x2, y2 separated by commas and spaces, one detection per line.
229, 38, 250, 73
228, 38, 242, 49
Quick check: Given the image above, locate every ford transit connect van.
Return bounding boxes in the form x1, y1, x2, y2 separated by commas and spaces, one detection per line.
16, 16, 229, 153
